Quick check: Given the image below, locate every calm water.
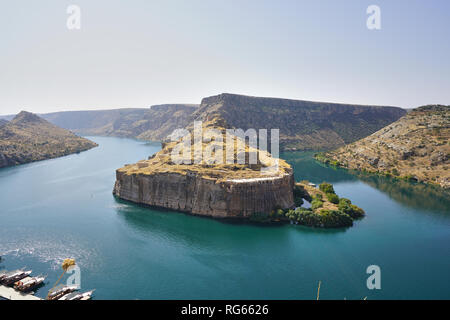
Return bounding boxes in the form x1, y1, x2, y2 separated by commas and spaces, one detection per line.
0, 137, 449, 300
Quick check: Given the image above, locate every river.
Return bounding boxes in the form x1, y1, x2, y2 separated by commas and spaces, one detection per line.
0, 137, 449, 299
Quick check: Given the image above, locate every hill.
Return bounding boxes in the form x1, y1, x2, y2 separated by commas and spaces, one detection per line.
41, 104, 198, 140
4, 94, 404, 151
0, 111, 98, 168
317, 105, 450, 189
190, 93, 406, 151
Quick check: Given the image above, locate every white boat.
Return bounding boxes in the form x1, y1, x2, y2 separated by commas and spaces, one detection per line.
47, 284, 79, 300
0, 269, 32, 286
14, 275, 46, 292
59, 289, 94, 301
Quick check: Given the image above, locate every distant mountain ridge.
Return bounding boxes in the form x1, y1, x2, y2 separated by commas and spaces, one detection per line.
1, 93, 405, 151
0, 111, 97, 168
40, 104, 199, 141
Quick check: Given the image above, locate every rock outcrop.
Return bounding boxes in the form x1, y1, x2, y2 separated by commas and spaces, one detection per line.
318, 105, 450, 189
191, 93, 406, 151
113, 120, 294, 218
0, 111, 97, 168
114, 170, 294, 218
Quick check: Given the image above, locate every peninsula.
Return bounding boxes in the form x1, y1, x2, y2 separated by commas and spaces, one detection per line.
0, 111, 97, 168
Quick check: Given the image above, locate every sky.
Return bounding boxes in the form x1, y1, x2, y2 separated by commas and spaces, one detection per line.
0, 0, 449, 115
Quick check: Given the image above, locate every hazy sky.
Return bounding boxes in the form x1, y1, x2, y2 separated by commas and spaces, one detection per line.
1, 0, 449, 115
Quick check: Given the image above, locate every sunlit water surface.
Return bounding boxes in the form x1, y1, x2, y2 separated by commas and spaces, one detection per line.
0, 137, 449, 299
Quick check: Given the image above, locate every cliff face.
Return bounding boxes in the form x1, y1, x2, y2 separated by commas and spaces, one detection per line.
192, 93, 406, 151
319, 105, 450, 189
113, 121, 295, 218
39, 93, 404, 150
114, 170, 294, 218
0, 111, 97, 168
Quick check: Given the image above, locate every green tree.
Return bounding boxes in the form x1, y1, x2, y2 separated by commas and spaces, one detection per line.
319, 182, 335, 194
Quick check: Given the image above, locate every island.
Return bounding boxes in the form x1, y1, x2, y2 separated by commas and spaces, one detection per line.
113, 119, 364, 228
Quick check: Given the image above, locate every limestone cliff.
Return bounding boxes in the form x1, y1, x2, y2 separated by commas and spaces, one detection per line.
37, 93, 404, 150
113, 121, 294, 218
191, 93, 406, 151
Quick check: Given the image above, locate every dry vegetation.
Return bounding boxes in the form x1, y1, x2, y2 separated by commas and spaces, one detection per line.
0, 111, 97, 167
318, 105, 450, 189
117, 118, 292, 181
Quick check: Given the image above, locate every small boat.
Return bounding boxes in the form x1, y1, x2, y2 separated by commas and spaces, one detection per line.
47, 284, 79, 300
0, 269, 32, 286
14, 275, 46, 292
59, 290, 94, 301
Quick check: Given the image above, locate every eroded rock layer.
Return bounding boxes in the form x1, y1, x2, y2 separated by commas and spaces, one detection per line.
114, 170, 294, 218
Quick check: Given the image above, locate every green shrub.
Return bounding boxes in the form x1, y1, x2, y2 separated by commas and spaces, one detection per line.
349, 205, 365, 218
326, 192, 339, 204
276, 208, 285, 217
330, 160, 340, 166
293, 184, 309, 205
289, 208, 353, 228
319, 182, 335, 194
311, 198, 324, 210
318, 210, 353, 228
338, 198, 365, 219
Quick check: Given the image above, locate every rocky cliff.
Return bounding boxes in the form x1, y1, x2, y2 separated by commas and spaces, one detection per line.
36, 93, 404, 150
114, 170, 294, 218
0, 111, 97, 168
191, 93, 406, 151
318, 105, 450, 189
113, 120, 294, 218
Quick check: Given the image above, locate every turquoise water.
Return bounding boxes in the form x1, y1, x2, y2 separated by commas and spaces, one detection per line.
0, 137, 449, 300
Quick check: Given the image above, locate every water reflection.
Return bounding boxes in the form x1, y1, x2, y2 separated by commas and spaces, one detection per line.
281, 151, 357, 184
355, 173, 450, 215
281, 151, 450, 217
113, 198, 297, 249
